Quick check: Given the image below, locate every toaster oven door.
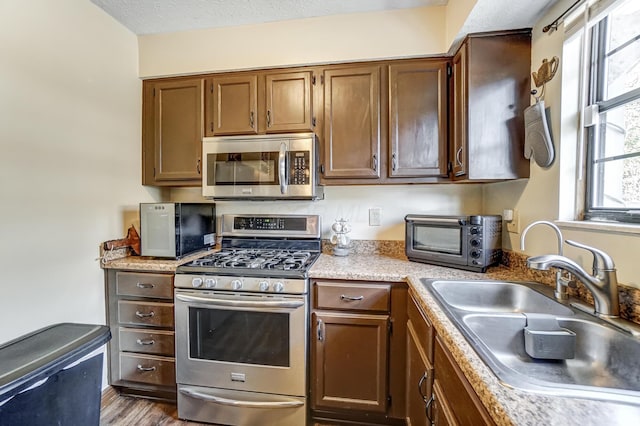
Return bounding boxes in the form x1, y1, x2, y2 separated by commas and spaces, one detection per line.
405, 217, 469, 267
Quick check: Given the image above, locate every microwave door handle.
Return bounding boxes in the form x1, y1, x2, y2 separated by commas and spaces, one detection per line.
279, 142, 288, 195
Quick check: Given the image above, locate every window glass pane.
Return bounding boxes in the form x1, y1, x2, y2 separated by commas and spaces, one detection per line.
596, 99, 640, 160
591, 156, 640, 208
603, 0, 640, 100
591, 99, 640, 209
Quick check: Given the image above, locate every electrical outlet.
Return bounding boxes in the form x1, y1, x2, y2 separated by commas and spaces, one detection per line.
506, 209, 520, 233
369, 208, 382, 226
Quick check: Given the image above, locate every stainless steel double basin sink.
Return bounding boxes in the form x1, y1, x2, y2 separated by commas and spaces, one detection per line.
421, 279, 640, 405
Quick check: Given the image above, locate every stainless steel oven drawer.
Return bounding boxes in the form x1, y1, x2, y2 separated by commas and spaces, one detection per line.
116, 272, 173, 299
118, 300, 174, 327
119, 327, 175, 356
119, 353, 175, 386
177, 385, 306, 426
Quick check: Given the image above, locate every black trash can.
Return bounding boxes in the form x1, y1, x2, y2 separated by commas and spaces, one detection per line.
0, 323, 111, 426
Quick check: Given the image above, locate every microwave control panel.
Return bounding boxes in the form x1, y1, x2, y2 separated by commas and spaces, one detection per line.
289, 151, 310, 185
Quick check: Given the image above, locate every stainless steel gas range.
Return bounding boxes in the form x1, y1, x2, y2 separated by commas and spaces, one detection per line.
174, 214, 321, 426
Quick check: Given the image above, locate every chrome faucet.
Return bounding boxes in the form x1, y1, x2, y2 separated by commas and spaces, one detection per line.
520, 221, 573, 302
526, 240, 620, 317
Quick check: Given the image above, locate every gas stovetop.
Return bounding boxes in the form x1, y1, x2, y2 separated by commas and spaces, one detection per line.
180, 248, 320, 274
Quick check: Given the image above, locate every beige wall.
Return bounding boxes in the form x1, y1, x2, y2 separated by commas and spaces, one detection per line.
0, 0, 160, 344
483, 0, 640, 287
138, 6, 447, 78
171, 185, 484, 241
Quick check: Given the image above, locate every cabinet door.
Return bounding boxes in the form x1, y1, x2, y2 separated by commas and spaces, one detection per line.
207, 74, 258, 135
406, 318, 434, 426
432, 380, 458, 426
323, 66, 381, 179
152, 79, 203, 182
389, 61, 448, 178
311, 311, 388, 412
434, 336, 495, 426
451, 45, 467, 178
265, 71, 313, 133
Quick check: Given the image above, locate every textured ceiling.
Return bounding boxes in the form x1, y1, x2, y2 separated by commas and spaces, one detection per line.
90, 0, 448, 35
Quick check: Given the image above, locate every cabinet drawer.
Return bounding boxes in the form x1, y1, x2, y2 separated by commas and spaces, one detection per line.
314, 281, 390, 312
119, 327, 175, 356
119, 353, 176, 387
408, 292, 434, 363
118, 300, 174, 327
116, 272, 173, 299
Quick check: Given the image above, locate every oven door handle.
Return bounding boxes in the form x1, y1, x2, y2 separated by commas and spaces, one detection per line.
180, 388, 304, 409
175, 293, 304, 309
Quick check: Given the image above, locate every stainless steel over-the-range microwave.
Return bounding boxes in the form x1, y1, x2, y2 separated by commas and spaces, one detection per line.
405, 214, 502, 272
202, 133, 323, 200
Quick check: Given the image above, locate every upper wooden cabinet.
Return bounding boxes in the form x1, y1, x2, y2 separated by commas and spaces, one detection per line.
322, 65, 382, 179
389, 60, 448, 178
451, 30, 531, 181
206, 74, 258, 135
205, 70, 314, 136
141, 31, 531, 187
142, 77, 203, 186
320, 59, 449, 185
265, 71, 313, 133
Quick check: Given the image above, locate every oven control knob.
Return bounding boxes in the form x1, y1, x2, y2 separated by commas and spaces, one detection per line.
470, 250, 481, 259
192, 277, 203, 288
204, 278, 217, 288
259, 281, 270, 291
470, 239, 480, 247
232, 279, 243, 290
274, 282, 285, 293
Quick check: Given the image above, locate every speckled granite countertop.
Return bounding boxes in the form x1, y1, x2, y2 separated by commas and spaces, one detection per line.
101, 250, 640, 425
100, 249, 215, 272
310, 253, 640, 426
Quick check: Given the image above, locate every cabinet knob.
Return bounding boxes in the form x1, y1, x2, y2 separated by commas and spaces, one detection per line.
250, 111, 255, 128
266, 110, 271, 128
372, 154, 378, 172
392, 153, 397, 171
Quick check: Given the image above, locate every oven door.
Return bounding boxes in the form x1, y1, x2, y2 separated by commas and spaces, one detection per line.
175, 289, 307, 397
405, 217, 469, 267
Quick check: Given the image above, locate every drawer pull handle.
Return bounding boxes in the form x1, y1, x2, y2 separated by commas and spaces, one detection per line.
340, 295, 364, 302
136, 282, 155, 289
136, 339, 155, 346
136, 365, 156, 372
135, 311, 155, 318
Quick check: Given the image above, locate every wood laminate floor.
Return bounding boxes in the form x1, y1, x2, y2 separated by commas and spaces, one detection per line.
100, 387, 206, 426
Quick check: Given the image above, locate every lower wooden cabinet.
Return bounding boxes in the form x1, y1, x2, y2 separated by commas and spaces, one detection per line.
406, 294, 434, 426
406, 291, 495, 426
312, 311, 389, 412
310, 280, 407, 425
433, 336, 495, 426
105, 269, 177, 401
